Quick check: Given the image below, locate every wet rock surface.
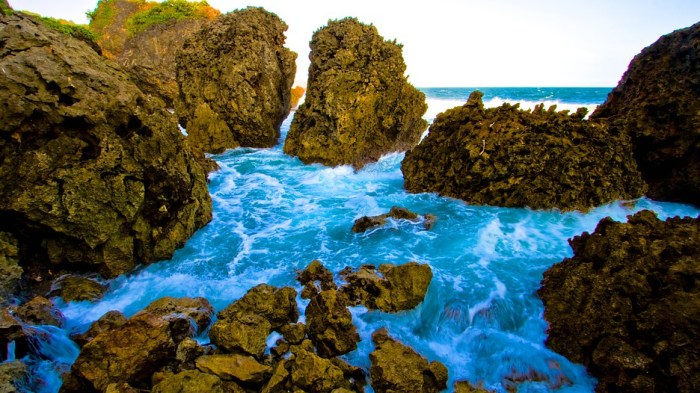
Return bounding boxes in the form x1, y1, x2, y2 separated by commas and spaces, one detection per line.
15, 296, 63, 326
352, 206, 436, 233
71, 310, 128, 348
340, 262, 432, 312
0, 360, 27, 393
284, 17, 427, 169
52, 275, 106, 303
305, 289, 360, 358
0, 13, 212, 279
175, 7, 296, 153
538, 210, 700, 393
151, 369, 224, 393
591, 22, 700, 207
369, 327, 448, 393
0, 232, 22, 304
402, 91, 647, 211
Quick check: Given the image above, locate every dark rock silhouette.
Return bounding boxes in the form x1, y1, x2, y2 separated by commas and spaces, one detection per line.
539, 210, 700, 393
402, 91, 647, 211
284, 17, 427, 169
175, 7, 296, 153
591, 22, 700, 207
352, 206, 436, 233
0, 12, 212, 279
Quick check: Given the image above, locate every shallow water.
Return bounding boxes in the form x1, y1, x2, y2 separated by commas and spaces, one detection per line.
27, 88, 700, 392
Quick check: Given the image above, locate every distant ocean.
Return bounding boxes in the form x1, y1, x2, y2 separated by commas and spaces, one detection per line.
420, 87, 612, 120
30, 88, 699, 393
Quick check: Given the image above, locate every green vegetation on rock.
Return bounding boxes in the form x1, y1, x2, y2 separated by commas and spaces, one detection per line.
1, 0, 13, 16
126, 0, 214, 35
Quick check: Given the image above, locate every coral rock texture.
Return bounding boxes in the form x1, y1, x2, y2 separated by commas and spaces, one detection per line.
175, 7, 296, 153
402, 91, 646, 211
284, 17, 428, 169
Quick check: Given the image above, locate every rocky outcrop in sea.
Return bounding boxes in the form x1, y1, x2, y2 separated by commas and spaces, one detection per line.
538, 210, 700, 393
88, 0, 220, 107
0, 12, 212, 280
175, 7, 297, 153
591, 22, 700, 207
401, 91, 647, 211
283, 17, 428, 169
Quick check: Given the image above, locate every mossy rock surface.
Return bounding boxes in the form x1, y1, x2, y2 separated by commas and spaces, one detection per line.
176, 7, 296, 153
538, 210, 700, 393
402, 91, 647, 211
591, 21, 700, 207
283, 17, 427, 169
0, 13, 212, 278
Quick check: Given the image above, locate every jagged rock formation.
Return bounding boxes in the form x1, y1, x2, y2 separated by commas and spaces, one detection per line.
538, 210, 700, 393
71, 310, 128, 347
370, 327, 448, 392
88, 0, 220, 106
51, 275, 106, 303
305, 289, 360, 358
15, 296, 64, 326
402, 91, 647, 211
340, 262, 432, 312
175, 7, 296, 153
0, 360, 26, 393
283, 17, 428, 169
151, 370, 225, 393
0, 13, 212, 279
591, 22, 700, 207
352, 206, 436, 233
63, 297, 214, 391
0, 232, 22, 304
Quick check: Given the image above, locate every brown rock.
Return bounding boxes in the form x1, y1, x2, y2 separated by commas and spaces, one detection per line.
196, 354, 271, 386
260, 359, 290, 393
289, 346, 351, 393
352, 206, 435, 233
305, 289, 359, 358
71, 310, 128, 347
279, 322, 306, 345
0, 12, 213, 279
284, 17, 427, 169
105, 382, 140, 393
454, 380, 494, 393
0, 232, 22, 304
591, 22, 700, 206
151, 369, 224, 393
402, 91, 647, 211
135, 296, 214, 334
217, 284, 298, 330
175, 7, 296, 153
15, 296, 63, 326
54, 276, 106, 303
538, 210, 700, 393
0, 309, 26, 360
0, 360, 26, 393
297, 260, 337, 299
209, 314, 271, 358
340, 262, 432, 312
369, 327, 448, 393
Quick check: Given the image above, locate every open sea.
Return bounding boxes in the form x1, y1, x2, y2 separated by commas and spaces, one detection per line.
25, 88, 700, 393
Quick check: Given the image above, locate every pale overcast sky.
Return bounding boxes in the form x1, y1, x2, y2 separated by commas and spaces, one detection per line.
8, 0, 700, 87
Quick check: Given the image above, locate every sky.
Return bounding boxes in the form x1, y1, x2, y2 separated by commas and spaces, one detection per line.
8, 0, 700, 87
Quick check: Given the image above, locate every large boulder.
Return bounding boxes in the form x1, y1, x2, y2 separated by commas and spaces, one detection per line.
288, 345, 353, 393
352, 206, 436, 233
340, 262, 432, 312
283, 17, 428, 169
538, 210, 700, 393
175, 7, 296, 153
71, 310, 128, 347
151, 369, 224, 393
15, 296, 63, 326
0, 12, 212, 279
52, 275, 106, 303
88, 0, 220, 106
65, 297, 213, 391
402, 91, 647, 211
591, 22, 700, 206
369, 327, 448, 393
305, 289, 360, 358
0, 360, 27, 393
195, 354, 271, 386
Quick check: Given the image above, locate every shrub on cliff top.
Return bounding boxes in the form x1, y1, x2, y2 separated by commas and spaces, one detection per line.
126, 0, 218, 35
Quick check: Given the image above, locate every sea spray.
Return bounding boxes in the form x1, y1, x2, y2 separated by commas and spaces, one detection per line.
44, 89, 700, 393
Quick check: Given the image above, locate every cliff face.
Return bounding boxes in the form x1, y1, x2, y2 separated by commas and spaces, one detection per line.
0, 13, 212, 278
401, 91, 646, 211
539, 211, 700, 393
283, 18, 428, 169
591, 22, 700, 207
175, 7, 297, 153
88, 0, 219, 107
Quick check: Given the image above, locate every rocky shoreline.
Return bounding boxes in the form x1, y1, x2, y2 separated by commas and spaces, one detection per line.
0, 0, 699, 392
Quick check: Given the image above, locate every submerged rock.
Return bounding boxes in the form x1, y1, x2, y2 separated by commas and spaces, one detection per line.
0, 309, 27, 360
538, 210, 700, 393
352, 206, 436, 233
283, 17, 428, 169
402, 91, 647, 211
340, 262, 432, 312
591, 22, 700, 206
0, 360, 27, 393
369, 327, 448, 393
305, 289, 360, 358
175, 7, 296, 153
53, 275, 106, 303
66, 297, 213, 391
15, 296, 63, 326
0, 13, 212, 279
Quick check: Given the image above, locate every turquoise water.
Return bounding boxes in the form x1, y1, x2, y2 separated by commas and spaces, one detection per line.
26, 88, 700, 392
